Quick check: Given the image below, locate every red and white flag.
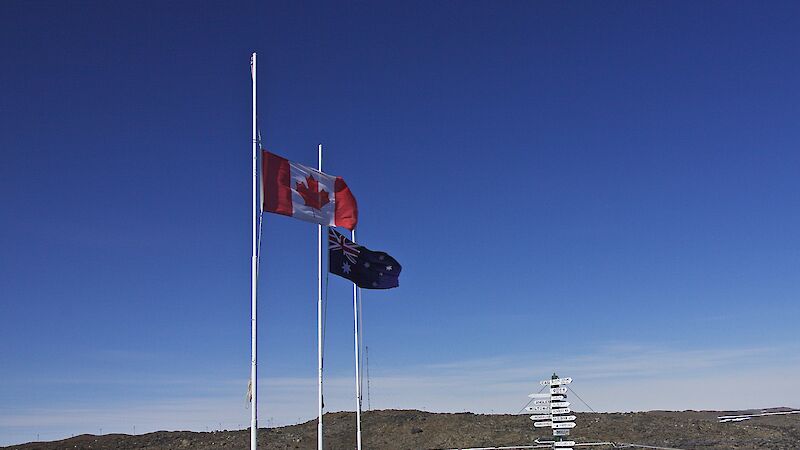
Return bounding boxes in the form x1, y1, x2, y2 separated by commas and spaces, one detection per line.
261, 150, 358, 230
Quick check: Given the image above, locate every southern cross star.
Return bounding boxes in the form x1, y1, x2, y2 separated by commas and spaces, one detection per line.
386, 265, 392, 271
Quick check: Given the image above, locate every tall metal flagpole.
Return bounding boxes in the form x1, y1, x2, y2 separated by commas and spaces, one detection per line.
317, 144, 324, 450
249, 51, 259, 450
351, 230, 363, 450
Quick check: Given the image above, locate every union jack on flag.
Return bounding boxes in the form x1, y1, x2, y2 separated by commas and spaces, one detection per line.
328, 228, 402, 289
329, 228, 361, 263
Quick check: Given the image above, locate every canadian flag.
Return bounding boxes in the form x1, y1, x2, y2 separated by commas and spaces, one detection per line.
261, 150, 358, 230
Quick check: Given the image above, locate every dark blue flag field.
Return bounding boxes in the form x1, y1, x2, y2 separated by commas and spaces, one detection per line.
329, 228, 401, 289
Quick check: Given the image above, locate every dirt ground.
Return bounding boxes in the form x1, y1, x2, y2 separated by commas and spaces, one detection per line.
4, 408, 799, 450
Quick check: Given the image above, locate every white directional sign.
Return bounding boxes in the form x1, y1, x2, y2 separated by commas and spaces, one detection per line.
534, 421, 552, 428
552, 422, 576, 429
554, 441, 576, 447
533, 399, 551, 405
527, 405, 550, 412
550, 387, 568, 394
530, 414, 550, 420
551, 395, 565, 400
528, 393, 551, 399
719, 417, 751, 423
550, 401, 570, 408
553, 429, 570, 436
551, 407, 571, 414
540, 377, 572, 386
552, 415, 576, 422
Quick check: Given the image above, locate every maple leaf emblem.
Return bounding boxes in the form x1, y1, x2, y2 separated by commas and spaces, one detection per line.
296, 175, 330, 210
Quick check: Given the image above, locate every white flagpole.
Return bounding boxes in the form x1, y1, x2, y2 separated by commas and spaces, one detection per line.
351, 229, 363, 450
249, 51, 259, 450
317, 143, 324, 450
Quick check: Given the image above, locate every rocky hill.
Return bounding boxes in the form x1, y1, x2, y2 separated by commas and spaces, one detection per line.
4, 409, 799, 449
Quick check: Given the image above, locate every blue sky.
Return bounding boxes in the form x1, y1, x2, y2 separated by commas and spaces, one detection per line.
2, 0, 800, 445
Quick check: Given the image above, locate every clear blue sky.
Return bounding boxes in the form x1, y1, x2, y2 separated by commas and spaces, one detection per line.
2, 0, 799, 445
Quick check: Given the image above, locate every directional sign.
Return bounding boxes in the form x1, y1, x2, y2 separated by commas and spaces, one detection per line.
551, 395, 565, 400
553, 429, 570, 436
552, 422, 576, 429
528, 393, 551, 399
551, 401, 570, 408
552, 415, 576, 422
551, 407, 571, 414
527, 405, 550, 412
533, 399, 551, 405
554, 441, 576, 447
540, 377, 572, 386
719, 417, 751, 423
530, 414, 550, 420
534, 421, 552, 428
550, 387, 568, 394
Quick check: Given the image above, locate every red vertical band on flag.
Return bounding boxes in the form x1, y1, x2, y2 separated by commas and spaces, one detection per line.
334, 177, 358, 230
262, 151, 292, 216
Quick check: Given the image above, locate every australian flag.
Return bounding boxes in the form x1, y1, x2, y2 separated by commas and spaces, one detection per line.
329, 228, 401, 289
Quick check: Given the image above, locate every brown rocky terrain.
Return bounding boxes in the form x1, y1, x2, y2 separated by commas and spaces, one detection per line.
4, 409, 799, 450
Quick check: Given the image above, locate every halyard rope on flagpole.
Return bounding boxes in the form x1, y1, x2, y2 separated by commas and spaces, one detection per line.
322, 271, 329, 360
248, 207, 263, 412
365, 345, 371, 411
358, 285, 364, 400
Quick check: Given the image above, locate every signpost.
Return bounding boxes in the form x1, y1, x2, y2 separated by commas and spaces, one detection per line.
527, 374, 578, 450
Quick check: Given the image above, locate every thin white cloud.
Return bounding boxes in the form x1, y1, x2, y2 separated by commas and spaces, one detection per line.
3, 343, 798, 446
364, 344, 800, 414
